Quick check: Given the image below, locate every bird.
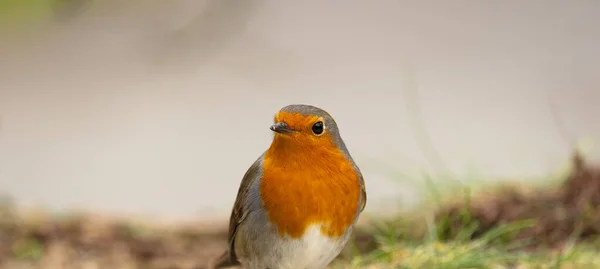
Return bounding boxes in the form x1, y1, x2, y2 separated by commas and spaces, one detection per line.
209, 104, 367, 269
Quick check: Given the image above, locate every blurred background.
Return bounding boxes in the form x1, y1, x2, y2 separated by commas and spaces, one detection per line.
1, 0, 599, 224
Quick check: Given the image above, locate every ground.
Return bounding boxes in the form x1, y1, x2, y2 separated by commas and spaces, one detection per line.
2, 152, 600, 269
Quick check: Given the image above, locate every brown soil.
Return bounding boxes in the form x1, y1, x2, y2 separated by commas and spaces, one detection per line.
436, 151, 600, 250
0, 212, 229, 269
0, 208, 377, 269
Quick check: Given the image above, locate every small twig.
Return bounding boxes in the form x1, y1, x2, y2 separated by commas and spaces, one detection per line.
547, 96, 584, 169
401, 64, 452, 179
547, 96, 576, 150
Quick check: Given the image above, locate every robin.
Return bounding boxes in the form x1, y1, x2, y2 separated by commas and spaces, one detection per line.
210, 104, 367, 269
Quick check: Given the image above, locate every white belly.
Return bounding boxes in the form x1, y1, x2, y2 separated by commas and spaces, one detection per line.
274, 225, 345, 269
236, 223, 352, 269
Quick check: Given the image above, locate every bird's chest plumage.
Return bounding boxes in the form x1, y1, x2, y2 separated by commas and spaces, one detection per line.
259, 147, 362, 240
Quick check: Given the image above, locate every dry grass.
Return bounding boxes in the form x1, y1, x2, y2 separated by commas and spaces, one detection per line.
435, 152, 600, 249
344, 151, 600, 268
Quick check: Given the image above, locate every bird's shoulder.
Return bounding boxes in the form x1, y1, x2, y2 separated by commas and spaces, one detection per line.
357, 170, 367, 213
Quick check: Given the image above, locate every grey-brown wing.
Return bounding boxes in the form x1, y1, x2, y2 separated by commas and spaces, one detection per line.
210, 155, 263, 269
224, 155, 264, 264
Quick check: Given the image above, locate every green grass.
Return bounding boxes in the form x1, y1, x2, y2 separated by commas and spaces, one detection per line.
339, 153, 600, 269
347, 241, 600, 268
340, 190, 600, 268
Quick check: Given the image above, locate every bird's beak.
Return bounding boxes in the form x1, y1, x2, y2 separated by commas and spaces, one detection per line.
270, 122, 294, 134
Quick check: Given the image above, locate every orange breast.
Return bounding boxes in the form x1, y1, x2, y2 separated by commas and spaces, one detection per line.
259, 135, 361, 239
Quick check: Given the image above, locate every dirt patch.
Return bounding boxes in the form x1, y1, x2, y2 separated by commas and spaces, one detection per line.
437, 151, 600, 249
0, 207, 377, 269
0, 211, 230, 269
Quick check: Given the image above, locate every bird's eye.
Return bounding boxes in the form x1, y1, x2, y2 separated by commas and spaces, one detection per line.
311, 121, 324, 135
